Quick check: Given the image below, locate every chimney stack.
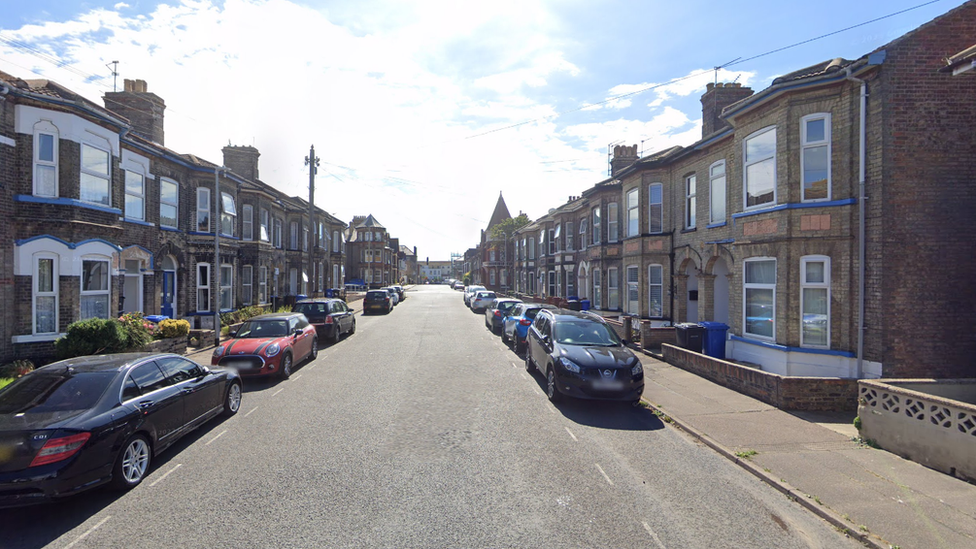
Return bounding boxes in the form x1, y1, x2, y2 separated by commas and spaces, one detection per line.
610, 144, 638, 177
104, 79, 165, 145
700, 82, 753, 138
222, 145, 261, 181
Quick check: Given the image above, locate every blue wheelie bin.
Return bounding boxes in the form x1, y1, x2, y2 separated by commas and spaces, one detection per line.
699, 321, 730, 359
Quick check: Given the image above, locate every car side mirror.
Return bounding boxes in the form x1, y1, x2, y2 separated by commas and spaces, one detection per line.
229, 330, 237, 338
294, 329, 303, 337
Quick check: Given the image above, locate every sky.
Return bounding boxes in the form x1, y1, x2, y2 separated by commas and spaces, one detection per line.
0, 0, 967, 260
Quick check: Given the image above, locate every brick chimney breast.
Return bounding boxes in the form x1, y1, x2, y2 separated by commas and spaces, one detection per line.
610, 144, 638, 177
222, 145, 261, 181
103, 78, 166, 145
700, 82, 753, 138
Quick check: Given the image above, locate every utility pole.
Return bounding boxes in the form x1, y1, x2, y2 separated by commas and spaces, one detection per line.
304, 145, 320, 295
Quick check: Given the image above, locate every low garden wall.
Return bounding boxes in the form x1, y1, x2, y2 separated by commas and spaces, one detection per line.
138, 337, 188, 356
663, 343, 858, 411
858, 379, 976, 480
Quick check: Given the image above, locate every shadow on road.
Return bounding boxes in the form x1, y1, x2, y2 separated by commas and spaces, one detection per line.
2, 415, 233, 549
524, 369, 664, 432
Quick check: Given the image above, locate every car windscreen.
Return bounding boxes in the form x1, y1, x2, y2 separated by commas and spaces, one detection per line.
553, 321, 622, 346
294, 303, 328, 315
498, 301, 519, 313
524, 308, 544, 320
236, 319, 289, 338
0, 371, 115, 414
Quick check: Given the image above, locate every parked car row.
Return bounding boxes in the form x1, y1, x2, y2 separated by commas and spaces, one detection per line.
471, 295, 645, 406
0, 291, 384, 508
363, 285, 405, 315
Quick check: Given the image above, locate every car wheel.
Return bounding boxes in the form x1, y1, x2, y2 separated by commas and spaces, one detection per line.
349, 319, 356, 335
501, 328, 509, 344
515, 334, 524, 354
524, 349, 534, 372
332, 326, 341, 345
111, 434, 151, 490
309, 337, 319, 360
222, 381, 242, 417
546, 366, 562, 403
279, 353, 293, 380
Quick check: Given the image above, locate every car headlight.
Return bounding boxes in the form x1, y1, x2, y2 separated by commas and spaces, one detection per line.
631, 362, 643, 376
265, 343, 281, 358
213, 345, 226, 357
558, 357, 580, 373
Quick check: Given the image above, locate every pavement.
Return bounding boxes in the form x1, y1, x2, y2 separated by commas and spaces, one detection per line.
636, 352, 976, 549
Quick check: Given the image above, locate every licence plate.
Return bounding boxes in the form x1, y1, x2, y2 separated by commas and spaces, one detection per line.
226, 360, 254, 369
591, 380, 625, 390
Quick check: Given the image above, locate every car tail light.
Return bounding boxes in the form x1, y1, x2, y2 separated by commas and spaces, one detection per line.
520, 319, 532, 326
325, 316, 334, 324
494, 310, 502, 317
30, 432, 91, 467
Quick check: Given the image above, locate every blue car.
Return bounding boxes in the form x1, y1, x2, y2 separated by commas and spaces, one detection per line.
502, 303, 556, 353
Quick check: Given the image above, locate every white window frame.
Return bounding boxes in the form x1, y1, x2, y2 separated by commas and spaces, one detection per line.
648, 264, 663, 318
744, 257, 777, 340
160, 178, 178, 229
290, 221, 299, 250
553, 224, 562, 253
196, 188, 211, 232
220, 264, 233, 311
274, 219, 282, 248
80, 257, 111, 320
260, 208, 270, 242
648, 183, 663, 234
197, 263, 211, 312
800, 255, 830, 348
801, 113, 832, 202
608, 267, 619, 310
242, 265, 253, 306
242, 205, 254, 241
743, 126, 777, 209
565, 221, 574, 251
220, 192, 236, 237
527, 236, 535, 260
684, 176, 696, 229
626, 265, 639, 315
548, 229, 555, 255
332, 230, 340, 253
33, 121, 59, 197
627, 188, 639, 237
124, 169, 145, 221
592, 206, 601, 245
80, 143, 111, 206
33, 253, 59, 335
709, 160, 726, 224
318, 262, 324, 292
592, 269, 601, 310
579, 218, 587, 250
259, 266, 268, 304
548, 270, 556, 296
366, 249, 374, 263
608, 203, 619, 242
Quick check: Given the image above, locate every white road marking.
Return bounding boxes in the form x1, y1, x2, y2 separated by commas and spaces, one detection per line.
565, 427, 578, 442
148, 463, 183, 487
292, 374, 303, 381
306, 362, 318, 370
205, 430, 227, 446
642, 521, 668, 549
511, 362, 518, 368
272, 388, 285, 397
519, 372, 528, 380
595, 463, 614, 485
63, 516, 112, 549
243, 406, 259, 418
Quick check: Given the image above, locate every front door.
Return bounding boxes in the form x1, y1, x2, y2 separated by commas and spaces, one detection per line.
162, 271, 176, 318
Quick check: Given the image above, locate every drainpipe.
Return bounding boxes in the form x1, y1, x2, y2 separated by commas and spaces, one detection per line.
846, 68, 867, 378
213, 166, 225, 348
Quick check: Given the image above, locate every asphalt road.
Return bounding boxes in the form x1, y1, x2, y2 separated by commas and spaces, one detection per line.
5, 285, 862, 548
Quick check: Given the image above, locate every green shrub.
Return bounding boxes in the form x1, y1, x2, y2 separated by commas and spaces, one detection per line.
55, 318, 127, 359
220, 305, 265, 326
117, 312, 154, 349
155, 318, 190, 339
0, 360, 34, 379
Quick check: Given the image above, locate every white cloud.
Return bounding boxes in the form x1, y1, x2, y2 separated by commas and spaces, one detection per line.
0, 0, 740, 259
113, 2, 130, 9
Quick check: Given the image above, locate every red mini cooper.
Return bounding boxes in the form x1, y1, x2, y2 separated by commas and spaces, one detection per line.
212, 313, 317, 379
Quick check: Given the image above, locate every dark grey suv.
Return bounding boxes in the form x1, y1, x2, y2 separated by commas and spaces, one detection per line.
524, 309, 644, 404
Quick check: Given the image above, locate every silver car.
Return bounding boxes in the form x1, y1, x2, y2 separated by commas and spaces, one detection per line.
470, 291, 497, 313
463, 285, 486, 306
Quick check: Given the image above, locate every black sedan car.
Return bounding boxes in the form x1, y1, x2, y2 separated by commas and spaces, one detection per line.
294, 298, 356, 344
0, 353, 241, 508
524, 309, 644, 404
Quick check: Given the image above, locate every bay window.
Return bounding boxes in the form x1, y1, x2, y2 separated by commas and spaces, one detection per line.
80, 144, 111, 206
801, 114, 831, 201
744, 258, 776, 339
160, 178, 178, 229
744, 127, 777, 208
80, 259, 110, 319
801, 256, 830, 347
